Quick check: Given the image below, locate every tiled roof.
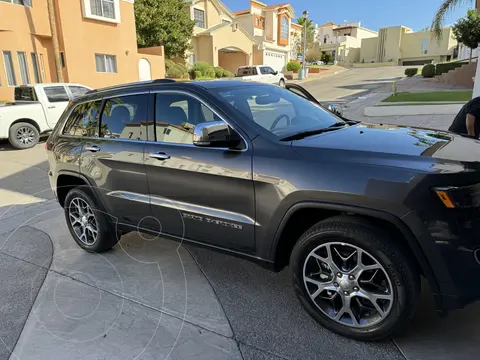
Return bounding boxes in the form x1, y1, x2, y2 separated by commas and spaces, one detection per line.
234, 9, 250, 15
319, 21, 337, 27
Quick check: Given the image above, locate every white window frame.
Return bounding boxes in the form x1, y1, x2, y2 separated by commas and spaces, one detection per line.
280, 17, 289, 40
0, 0, 32, 7
95, 54, 117, 73
82, 0, 121, 24
17, 51, 30, 85
421, 39, 429, 55
2, 51, 17, 87
193, 8, 205, 28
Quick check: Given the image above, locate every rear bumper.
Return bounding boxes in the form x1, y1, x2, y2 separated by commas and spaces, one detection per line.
48, 169, 57, 200
403, 210, 480, 312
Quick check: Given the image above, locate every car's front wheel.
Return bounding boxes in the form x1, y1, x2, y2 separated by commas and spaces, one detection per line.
279, 79, 285, 87
290, 216, 419, 341
64, 187, 119, 253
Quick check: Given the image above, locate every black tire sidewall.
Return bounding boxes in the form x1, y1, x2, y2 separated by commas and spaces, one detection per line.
9, 122, 40, 149
64, 187, 118, 253
279, 79, 285, 87
290, 221, 416, 341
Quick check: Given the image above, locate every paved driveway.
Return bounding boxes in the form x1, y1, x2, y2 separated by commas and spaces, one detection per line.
0, 120, 479, 360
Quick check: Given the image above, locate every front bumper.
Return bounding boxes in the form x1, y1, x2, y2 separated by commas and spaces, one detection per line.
403, 209, 480, 311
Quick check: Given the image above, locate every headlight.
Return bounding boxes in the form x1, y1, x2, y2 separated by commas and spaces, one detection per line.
433, 184, 480, 208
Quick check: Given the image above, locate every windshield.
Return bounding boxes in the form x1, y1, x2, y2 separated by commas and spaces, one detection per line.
214, 85, 344, 138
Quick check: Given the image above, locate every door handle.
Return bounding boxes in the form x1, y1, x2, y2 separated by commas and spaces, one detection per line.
48, 105, 56, 109
149, 152, 170, 160
85, 145, 100, 152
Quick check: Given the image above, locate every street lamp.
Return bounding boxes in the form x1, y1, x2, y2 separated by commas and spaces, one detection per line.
302, 10, 308, 78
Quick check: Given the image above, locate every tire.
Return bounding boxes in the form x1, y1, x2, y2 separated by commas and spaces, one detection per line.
290, 216, 419, 341
9, 122, 40, 149
64, 187, 119, 253
279, 79, 285, 87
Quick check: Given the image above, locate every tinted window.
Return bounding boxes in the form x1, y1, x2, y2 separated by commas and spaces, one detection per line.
44, 86, 69, 102
154, 93, 219, 144
237, 67, 257, 76
63, 101, 102, 136
214, 85, 343, 138
100, 95, 149, 140
14, 87, 37, 101
260, 67, 269, 75
69, 86, 89, 98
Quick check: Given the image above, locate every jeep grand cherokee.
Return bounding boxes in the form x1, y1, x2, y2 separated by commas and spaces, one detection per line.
46, 79, 480, 341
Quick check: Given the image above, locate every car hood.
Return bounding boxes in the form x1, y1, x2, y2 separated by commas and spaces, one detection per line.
292, 122, 480, 165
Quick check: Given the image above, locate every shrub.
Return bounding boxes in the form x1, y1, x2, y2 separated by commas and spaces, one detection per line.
435, 61, 465, 76
203, 67, 216, 78
214, 67, 224, 78
421, 64, 436, 78
404, 68, 418, 77
192, 61, 212, 75
193, 70, 202, 79
286, 61, 301, 72
321, 53, 333, 64
166, 66, 183, 79
175, 62, 188, 73
165, 59, 175, 71
223, 70, 234, 77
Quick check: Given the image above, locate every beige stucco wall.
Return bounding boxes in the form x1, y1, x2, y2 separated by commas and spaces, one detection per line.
356, 28, 378, 40
400, 28, 456, 60
196, 36, 215, 64
218, 52, 248, 73
360, 37, 378, 63
0, 0, 165, 101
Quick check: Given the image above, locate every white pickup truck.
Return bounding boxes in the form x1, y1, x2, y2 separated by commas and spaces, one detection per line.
0, 83, 91, 149
236, 65, 286, 87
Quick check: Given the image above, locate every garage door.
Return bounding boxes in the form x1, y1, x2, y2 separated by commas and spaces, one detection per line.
264, 51, 286, 72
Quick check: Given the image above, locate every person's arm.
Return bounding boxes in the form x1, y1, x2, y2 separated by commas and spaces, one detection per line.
466, 113, 476, 136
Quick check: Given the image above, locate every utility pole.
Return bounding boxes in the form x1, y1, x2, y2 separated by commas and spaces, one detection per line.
302, 10, 308, 79
46, 0, 64, 82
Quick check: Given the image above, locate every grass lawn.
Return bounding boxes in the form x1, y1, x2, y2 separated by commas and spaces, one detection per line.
382, 91, 473, 103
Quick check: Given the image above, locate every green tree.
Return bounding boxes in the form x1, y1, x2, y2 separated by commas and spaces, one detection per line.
431, 0, 474, 38
452, 9, 480, 61
135, 0, 196, 58
296, 17, 316, 51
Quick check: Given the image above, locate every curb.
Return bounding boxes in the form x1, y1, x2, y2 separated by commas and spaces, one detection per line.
364, 103, 463, 117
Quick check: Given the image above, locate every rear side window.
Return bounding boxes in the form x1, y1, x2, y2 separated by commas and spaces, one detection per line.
237, 67, 257, 76
68, 86, 89, 98
14, 87, 37, 101
44, 86, 69, 102
63, 101, 102, 136
99, 95, 149, 140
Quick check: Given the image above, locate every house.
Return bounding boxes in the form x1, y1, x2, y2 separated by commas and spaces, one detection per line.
0, 0, 165, 101
184, 0, 256, 73
314, 21, 377, 64
234, 1, 298, 72
473, 0, 480, 97
360, 26, 457, 65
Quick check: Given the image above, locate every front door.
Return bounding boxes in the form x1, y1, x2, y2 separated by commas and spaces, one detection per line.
43, 85, 70, 128
78, 93, 153, 227
144, 90, 255, 252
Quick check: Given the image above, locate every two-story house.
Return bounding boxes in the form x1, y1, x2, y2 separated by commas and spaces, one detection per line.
235, 0, 297, 72
0, 0, 165, 101
314, 21, 377, 64
184, 0, 256, 73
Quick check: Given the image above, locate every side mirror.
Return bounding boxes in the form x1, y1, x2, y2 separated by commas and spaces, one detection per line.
273, 71, 278, 75
328, 104, 344, 117
193, 121, 243, 149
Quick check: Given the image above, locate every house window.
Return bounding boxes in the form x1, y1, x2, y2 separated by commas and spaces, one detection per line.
0, 0, 32, 6
39, 54, 46, 82
2, 51, 17, 86
17, 52, 30, 85
421, 39, 429, 54
60, 52, 66, 68
194, 9, 205, 28
90, 0, 115, 19
95, 54, 117, 73
280, 17, 288, 39
255, 18, 259, 26
31, 53, 41, 83
222, 19, 231, 24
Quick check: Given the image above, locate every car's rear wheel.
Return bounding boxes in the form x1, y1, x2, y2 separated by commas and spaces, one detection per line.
290, 216, 419, 341
64, 187, 119, 253
9, 122, 39, 149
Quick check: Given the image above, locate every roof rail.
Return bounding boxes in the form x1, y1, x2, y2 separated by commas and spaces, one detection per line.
85, 79, 176, 95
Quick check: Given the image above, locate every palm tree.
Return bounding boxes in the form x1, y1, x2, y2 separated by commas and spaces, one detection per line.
296, 17, 315, 49
431, 0, 477, 38
46, 0, 64, 82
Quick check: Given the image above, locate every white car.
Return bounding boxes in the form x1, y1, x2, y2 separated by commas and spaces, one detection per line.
236, 65, 286, 87
0, 83, 91, 149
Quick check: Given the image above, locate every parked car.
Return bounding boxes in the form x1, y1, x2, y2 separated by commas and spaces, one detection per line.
236, 65, 286, 87
0, 83, 91, 149
47, 79, 480, 341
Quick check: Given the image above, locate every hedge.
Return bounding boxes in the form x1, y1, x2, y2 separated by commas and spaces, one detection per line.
223, 70, 234, 77
435, 61, 466, 76
214, 67, 224, 78
404, 68, 418, 77
421, 64, 436, 78
286, 61, 301, 72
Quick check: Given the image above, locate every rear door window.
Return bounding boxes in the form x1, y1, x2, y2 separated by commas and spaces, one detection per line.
63, 101, 103, 136
44, 86, 69, 103
14, 87, 37, 101
99, 94, 149, 140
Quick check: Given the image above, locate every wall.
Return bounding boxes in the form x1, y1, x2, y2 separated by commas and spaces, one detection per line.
355, 27, 378, 40
264, 10, 275, 40
218, 52, 248, 73
360, 37, 378, 63
137, 47, 166, 79
400, 28, 455, 60
196, 36, 215, 64
352, 62, 397, 68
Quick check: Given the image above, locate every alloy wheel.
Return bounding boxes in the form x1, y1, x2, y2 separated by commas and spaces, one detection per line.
68, 197, 99, 245
302, 242, 394, 328
16, 126, 36, 145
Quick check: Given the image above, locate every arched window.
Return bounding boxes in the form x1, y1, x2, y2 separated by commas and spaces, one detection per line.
280, 17, 289, 39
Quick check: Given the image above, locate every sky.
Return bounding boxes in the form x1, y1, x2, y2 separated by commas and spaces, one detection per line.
222, 0, 474, 32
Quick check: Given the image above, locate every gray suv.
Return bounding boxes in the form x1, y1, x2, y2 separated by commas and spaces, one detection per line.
47, 79, 480, 341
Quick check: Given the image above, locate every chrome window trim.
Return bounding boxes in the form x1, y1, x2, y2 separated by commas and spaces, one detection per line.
150, 89, 249, 152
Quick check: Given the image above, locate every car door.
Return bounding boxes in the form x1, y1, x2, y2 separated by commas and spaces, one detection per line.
259, 66, 272, 83
266, 66, 279, 84
79, 92, 153, 228
42, 85, 70, 127
144, 90, 255, 252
